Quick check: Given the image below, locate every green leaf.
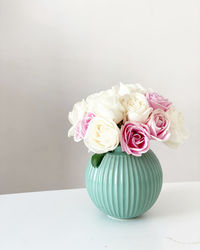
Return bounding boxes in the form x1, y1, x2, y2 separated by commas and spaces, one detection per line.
91, 153, 106, 168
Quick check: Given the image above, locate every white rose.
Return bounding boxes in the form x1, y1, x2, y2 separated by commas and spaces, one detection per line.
125, 92, 152, 122
68, 125, 76, 138
165, 107, 189, 148
86, 88, 125, 124
68, 99, 87, 125
68, 99, 87, 138
84, 117, 120, 153
113, 82, 147, 96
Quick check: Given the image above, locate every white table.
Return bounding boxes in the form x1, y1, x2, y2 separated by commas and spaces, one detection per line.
0, 182, 199, 250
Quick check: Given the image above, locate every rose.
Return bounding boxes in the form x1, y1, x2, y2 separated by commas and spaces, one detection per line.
86, 88, 125, 124
164, 107, 189, 148
124, 92, 152, 123
84, 117, 120, 153
146, 92, 172, 112
70, 112, 95, 142
68, 99, 88, 125
112, 83, 149, 119
120, 122, 150, 156
147, 109, 170, 141
68, 99, 89, 139
74, 112, 95, 141
113, 82, 147, 96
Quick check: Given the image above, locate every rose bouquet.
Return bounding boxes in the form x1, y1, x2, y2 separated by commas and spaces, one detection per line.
68, 83, 188, 166
68, 83, 189, 218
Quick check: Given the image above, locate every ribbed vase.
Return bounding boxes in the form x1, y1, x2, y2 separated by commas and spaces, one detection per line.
85, 146, 163, 219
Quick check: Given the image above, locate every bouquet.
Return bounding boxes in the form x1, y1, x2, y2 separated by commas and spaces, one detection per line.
68, 83, 188, 159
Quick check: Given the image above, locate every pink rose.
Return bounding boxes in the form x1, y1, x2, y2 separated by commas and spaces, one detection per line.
120, 122, 150, 156
74, 112, 95, 142
146, 92, 172, 112
147, 109, 170, 141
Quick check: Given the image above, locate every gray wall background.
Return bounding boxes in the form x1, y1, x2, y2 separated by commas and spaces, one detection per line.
0, 0, 199, 194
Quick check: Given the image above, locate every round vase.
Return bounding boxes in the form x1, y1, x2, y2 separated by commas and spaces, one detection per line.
85, 146, 163, 219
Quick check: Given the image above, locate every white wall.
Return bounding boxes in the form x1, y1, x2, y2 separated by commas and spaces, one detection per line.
0, 0, 199, 194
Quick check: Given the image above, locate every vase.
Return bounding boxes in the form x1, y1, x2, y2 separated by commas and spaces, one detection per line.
85, 146, 163, 219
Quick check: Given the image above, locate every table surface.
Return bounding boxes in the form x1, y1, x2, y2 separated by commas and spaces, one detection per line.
0, 182, 199, 250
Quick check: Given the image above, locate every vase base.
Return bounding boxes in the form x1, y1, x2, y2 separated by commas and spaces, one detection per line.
107, 215, 135, 221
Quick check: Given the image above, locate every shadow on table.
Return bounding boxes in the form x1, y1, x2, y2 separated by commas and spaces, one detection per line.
147, 183, 200, 219
93, 183, 200, 223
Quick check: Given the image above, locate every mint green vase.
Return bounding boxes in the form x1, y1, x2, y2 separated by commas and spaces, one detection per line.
85, 146, 163, 219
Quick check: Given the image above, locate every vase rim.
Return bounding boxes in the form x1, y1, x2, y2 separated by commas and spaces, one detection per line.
114, 145, 122, 153
109, 146, 153, 157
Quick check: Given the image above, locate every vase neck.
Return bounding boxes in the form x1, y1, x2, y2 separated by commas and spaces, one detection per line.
113, 145, 123, 153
